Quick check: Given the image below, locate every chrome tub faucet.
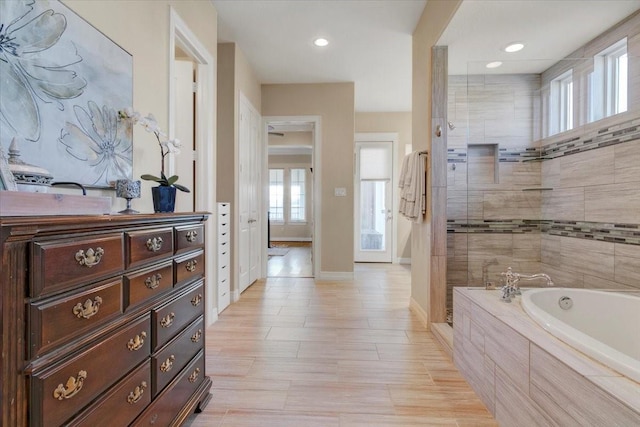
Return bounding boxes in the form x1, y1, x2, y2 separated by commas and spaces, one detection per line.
499, 267, 554, 302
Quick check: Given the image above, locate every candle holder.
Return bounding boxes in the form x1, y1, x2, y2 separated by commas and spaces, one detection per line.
115, 179, 141, 214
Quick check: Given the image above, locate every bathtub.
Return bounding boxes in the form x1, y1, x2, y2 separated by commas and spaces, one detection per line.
521, 288, 640, 383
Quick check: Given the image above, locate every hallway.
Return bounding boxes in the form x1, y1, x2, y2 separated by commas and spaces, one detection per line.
188, 264, 496, 426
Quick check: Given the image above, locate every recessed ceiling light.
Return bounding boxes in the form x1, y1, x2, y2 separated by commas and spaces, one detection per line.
313, 38, 329, 47
486, 61, 502, 69
504, 43, 524, 53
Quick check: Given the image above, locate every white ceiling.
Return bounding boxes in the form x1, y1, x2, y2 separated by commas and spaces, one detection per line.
439, 0, 640, 76
212, 0, 640, 112
212, 0, 426, 112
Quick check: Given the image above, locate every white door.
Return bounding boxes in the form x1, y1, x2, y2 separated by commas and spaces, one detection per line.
173, 59, 195, 211
354, 142, 393, 263
238, 95, 261, 293
248, 109, 260, 283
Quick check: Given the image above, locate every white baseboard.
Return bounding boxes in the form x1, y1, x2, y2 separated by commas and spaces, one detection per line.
397, 257, 411, 265
232, 289, 240, 302
206, 311, 219, 327
318, 271, 354, 281
410, 297, 429, 328
270, 237, 312, 242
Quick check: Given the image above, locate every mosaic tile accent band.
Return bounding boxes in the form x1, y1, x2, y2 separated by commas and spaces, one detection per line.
447, 118, 640, 163
541, 117, 640, 159
447, 219, 640, 246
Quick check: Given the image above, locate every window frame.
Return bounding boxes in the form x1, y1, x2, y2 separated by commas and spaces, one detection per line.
590, 38, 628, 122
289, 168, 306, 223
548, 69, 573, 136
268, 168, 284, 223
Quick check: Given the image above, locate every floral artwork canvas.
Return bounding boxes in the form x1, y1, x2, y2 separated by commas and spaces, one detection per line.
0, 0, 133, 188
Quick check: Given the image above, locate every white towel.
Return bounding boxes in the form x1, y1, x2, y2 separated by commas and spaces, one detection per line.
398, 151, 426, 223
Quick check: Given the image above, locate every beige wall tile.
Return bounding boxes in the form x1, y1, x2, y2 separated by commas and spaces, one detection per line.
530, 344, 640, 426
560, 237, 615, 280
483, 191, 541, 220
494, 368, 556, 427
447, 189, 468, 220
513, 234, 541, 261
471, 303, 530, 392
559, 146, 615, 188
614, 141, 640, 183
585, 182, 640, 224
541, 188, 584, 221
539, 264, 584, 288
468, 234, 513, 260
541, 157, 560, 189
583, 273, 639, 290
541, 235, 561, 267
499, 161, 542, 190
614, 243, 640, 289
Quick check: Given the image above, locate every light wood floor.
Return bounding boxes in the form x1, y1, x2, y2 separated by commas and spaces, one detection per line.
187, 263, 496, 426
267, 242, 313, 278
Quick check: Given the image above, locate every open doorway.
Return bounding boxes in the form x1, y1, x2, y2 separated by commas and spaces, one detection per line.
168, 8, 216, 321
263, 118, 320, 278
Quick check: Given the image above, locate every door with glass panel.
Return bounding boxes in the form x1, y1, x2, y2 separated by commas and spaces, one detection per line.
354, 142, 393, 262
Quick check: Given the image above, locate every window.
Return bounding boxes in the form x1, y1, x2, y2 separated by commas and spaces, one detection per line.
549, 70, 573, 136
290, 168, 306, 221
590, 38, 628, 122
269, 169, 284, 222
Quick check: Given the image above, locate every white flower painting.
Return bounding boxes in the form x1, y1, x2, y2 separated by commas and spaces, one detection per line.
0, 0, 132, 188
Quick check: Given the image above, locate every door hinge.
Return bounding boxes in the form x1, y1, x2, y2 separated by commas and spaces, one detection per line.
192, 82, 198, 93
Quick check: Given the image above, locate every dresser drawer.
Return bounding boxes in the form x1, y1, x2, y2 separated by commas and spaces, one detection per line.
125, 262, 174, 310
218, 239, 230, 256
31, 234, 124, 298
218, 220, 230, 236
131, 351, 205, 427
175, 224, 205, 254
152, 316, 204, 397
126, 228, 174, 269
174, 250, 204, 287
30, 279, 123, 357
152, 281, 204, 351
31, 315, 151, 427
68, 360, 151, 427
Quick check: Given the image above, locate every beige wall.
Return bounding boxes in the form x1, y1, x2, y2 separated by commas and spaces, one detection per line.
412, 0, 462, 321
63, 0, 218, 211
262, 83, 355, 274
217, 42, 262, 202
268, 132, 313, 147
355, 112, 412, 261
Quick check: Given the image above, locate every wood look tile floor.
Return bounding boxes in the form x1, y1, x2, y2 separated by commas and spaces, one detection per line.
187, 263, 496, 427
267, 242, 313, 278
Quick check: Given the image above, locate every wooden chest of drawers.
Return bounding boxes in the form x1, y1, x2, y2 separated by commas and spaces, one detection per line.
0, 213, 211, 427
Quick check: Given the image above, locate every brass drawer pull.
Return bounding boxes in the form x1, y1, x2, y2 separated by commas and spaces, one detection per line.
186, 230, 198, 242
191, 329, 202, 343
160, 355, 175, 373
191, 294, 202, 307
188, 368, 200, 383
72, 296, 103, 319
127, 331, 147, 351
145, 273, 162, 290
160, 312, 175, 328
75, 247, 104, 268
185, 259, 198, 272
146, 237, 163, 252
127, 381, 147, 404
53, 370, 87, 400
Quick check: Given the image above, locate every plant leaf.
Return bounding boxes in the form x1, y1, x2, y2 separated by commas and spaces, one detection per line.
173, 183, 190, 193
140, 174, 161, 182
